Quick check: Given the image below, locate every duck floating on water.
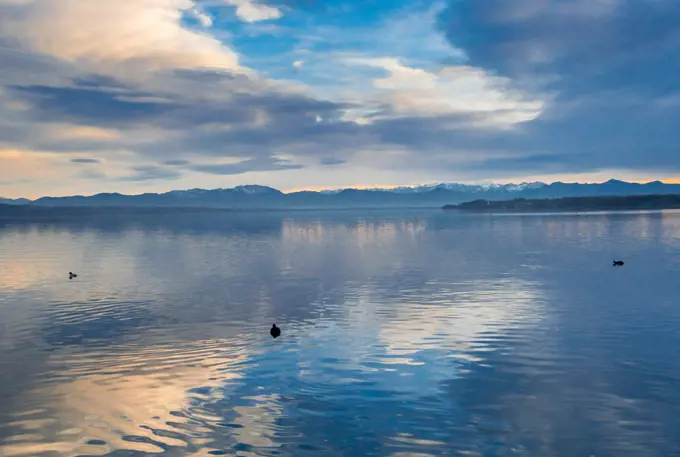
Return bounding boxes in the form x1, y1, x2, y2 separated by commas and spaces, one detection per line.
270, 324, 281, 339
613, 260, 624, 267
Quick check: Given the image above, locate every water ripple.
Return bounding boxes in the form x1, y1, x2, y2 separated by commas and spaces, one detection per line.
1, 211, 680, 456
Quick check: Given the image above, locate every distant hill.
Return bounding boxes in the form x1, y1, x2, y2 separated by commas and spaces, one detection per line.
445, 194, 680, 212
3, 180, 680, 210
0, 197, 32, 205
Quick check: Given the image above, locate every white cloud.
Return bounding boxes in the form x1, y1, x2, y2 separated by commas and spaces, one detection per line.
0, 0, 240, 72
260, 3, 537, 129
187, 6, 213, 27
344, 58, 546, 128
224, 0, 283, 22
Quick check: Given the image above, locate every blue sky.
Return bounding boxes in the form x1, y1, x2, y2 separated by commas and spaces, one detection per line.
0, 0, 679, 197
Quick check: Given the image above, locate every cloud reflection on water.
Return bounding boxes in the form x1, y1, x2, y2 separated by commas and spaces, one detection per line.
1, 211, 680, 456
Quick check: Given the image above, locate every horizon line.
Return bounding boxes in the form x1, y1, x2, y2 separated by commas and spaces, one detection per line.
4, 178, 680, 201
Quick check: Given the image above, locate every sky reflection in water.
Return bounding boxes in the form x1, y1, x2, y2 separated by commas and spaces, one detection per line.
1, 210, 680, 457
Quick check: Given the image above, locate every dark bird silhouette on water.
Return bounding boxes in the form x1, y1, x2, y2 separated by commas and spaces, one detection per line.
69, 272, 78, 279
270, 324, 281, 339
613, 260, 624, 266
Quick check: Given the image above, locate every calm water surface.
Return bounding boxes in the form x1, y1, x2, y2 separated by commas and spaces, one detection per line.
1, 210, 680, 457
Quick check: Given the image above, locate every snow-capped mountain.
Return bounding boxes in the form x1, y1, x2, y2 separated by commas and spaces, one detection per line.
163, 185, 281, 196
351, 182, 548, 194
231, 185, 282, 195
3, 180, 679, 210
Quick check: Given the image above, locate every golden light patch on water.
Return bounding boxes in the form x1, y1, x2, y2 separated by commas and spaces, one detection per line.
3, 340, 252, 457
0, 259, 48, 291
1, 441, 77, 457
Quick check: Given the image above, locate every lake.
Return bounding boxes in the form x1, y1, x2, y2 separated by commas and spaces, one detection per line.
1, 210, 680, 457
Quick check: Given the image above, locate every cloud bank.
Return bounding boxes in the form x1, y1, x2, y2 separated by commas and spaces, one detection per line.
0, 0, 678, 197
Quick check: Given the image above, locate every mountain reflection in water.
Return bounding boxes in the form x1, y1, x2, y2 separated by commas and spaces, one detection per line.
1, 210, 680, 457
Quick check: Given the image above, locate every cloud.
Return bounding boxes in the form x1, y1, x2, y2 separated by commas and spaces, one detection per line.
319, 157, 345, 166
438, 0, 680, 96
186, 6, 213, 27
0, 0, 679, 197
70, 158, 101, 164
0, 0, 547, 183
224, 0, 283, 22
0, 0, 241, 73
266, 2, 463, 94
163, 159, 191, 166
9, 84, 181, 127
418, 0, 680, 176
343, 58, 546, 127
189, 156, 303, 175
117, 165, 184, 182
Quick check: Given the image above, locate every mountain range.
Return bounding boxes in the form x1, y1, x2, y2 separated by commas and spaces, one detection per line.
2, 180, 680, 210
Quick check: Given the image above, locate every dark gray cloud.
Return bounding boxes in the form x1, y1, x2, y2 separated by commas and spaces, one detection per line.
439, 0, 680, 84
117, 166, 184, 182
319, 157, 346, 166
163, 160, 191, 166
423, 0, 680, 175
70, 158, 101, 164
170, 68, 242, 84
9, 84, 178, 128
189, 156, 304, 175
71, 75, 133, 91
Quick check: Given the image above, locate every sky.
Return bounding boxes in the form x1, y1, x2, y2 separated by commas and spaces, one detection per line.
0, 0, 679, 198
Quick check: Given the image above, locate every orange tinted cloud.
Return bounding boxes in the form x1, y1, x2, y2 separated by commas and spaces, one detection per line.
48, 124, 121, 141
